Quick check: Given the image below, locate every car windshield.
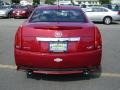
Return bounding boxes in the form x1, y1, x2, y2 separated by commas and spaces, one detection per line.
29, 9, 87, 23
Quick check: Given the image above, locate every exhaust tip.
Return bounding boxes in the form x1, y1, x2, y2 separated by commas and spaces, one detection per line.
83, 69, 90, 75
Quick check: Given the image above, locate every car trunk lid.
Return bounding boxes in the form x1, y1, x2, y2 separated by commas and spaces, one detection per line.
21, 22, 95, 53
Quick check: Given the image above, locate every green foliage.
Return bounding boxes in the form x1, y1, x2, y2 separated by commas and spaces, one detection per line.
33, 0, 40, 5
99, 0, 111, 4
45, 0, 56, 4
11, 0, 20, 4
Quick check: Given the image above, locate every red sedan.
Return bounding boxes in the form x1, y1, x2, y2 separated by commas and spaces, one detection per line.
12, 5, 33, 18
14, 5, 102, 78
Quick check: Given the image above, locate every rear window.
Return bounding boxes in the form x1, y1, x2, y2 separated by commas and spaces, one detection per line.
29, 9, 87, 23
15, 6, 27, 9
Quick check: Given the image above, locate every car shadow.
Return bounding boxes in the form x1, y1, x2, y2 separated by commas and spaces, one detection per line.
28, 74, 100, 81
94, 22, 120, 25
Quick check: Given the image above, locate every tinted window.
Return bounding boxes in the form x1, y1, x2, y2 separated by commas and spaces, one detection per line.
103, 8, 108, 12
29, 9, 87, 23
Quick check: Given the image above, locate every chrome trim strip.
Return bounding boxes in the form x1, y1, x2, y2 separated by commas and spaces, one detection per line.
36, 37, 80, 42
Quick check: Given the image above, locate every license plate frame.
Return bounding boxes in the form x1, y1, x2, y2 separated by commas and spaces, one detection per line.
49, 42, 68, 52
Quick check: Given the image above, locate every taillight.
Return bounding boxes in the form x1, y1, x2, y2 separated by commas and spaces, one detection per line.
22, 11, 26, 13
13, 11, 15, 13
94, 27, 102, 49
15, 26, 22, 49
118, 11, 120, 15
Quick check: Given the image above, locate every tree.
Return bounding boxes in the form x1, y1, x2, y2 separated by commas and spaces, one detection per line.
99, 0, 111, 4
45, 0, 56, 4
33, 0, 40, 5
71, 0, 74, 5
11, 0, 20, 4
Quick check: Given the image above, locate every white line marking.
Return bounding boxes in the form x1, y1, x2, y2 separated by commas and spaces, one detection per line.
101, 73, 120, 78
0, 64, 120, 77
0, 64, 16, 69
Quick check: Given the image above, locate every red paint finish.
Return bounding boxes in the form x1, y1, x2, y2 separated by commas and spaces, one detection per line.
14, 5, 102, 75
15, 49, 101, 68
12, 6, 33, 18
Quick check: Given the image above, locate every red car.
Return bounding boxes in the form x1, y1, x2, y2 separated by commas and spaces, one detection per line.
12, 5, 33, 18
14, 5, 102, 78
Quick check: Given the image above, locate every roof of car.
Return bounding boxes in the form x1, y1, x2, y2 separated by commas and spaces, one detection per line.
36, 5, 81, 10
88, 6, 111, 10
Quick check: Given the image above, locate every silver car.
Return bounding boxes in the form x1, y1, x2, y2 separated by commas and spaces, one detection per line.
0, 6, 12, 18
85, 7, 120, 24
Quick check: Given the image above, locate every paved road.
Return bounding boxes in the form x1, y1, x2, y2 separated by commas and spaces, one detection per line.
0, 19, 120, 90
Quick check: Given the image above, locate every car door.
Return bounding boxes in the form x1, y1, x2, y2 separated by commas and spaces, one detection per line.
92, 7, 109, 21
86, 7, 108, 22
85, 8, 95, 21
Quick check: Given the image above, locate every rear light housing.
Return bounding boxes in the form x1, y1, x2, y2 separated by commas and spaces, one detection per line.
94, 27, 102, 49
13, 11, 15, 13
15, 26, 22, 49
118, 11, 120, 15
22, 11, 26, 13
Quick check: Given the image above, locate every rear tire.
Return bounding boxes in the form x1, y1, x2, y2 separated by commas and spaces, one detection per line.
103, 17, 112, 25
83, 70, 91, 80
91, 66, 102, 78
7, 13, 11, 18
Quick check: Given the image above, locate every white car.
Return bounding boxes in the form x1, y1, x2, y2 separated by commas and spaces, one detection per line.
85, 6, 120, 24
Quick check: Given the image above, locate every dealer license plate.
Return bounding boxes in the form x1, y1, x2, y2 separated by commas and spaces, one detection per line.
49, 42, 67, 52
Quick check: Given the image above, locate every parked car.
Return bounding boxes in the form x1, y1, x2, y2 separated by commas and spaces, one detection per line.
0, 6, 12, 18
12, 5, 33, 18
102, 4, 120, 11
85, 6, 120, 24
15, 5, 102, 78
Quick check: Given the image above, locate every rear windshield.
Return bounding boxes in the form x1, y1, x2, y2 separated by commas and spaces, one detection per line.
14, 6, 27, 9
29, 9, 87, 23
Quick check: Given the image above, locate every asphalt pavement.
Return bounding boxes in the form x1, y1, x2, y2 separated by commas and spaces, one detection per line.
0, 19, 120, 90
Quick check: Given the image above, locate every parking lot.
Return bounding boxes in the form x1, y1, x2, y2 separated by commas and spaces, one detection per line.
0, 19, 120, 90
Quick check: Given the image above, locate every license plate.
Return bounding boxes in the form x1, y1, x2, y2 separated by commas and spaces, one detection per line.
49, 42, 67, 52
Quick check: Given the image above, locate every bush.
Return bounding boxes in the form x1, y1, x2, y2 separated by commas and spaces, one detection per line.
11, 0, 20, 4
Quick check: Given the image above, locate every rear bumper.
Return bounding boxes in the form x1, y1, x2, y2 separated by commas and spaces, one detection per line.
18, 66, 100, 75
0, 14, 7, 17
15, 49, 102, 74
113, 15, 120, 21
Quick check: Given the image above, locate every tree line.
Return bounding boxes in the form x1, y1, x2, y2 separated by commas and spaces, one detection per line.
11, 0, 112, 5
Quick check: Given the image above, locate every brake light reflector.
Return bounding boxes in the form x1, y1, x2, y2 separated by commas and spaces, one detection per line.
15, 26, 22, 49
94, 27, 102, 49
